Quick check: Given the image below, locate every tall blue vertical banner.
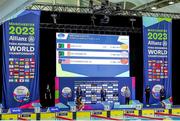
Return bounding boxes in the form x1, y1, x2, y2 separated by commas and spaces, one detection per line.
3, 10, 40, 108
143, 17, 172, 104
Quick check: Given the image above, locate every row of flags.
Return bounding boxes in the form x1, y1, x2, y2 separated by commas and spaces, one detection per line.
9, 57, 35, 82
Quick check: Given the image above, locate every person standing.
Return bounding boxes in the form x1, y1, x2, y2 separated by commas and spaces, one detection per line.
100, 87, 106, 102
145, 85, 151, 106
124, 86, 131, 105
160, 86, 166, 101
45, 84, 52, 107
76, 86, 83, 101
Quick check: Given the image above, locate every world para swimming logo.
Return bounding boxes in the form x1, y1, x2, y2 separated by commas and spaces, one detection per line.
56, 33, 68, 39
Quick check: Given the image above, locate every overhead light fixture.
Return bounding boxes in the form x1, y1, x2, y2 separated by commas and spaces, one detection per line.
51, 14, 57, 24
151, 6, 157, 10
168, 1, 174, 5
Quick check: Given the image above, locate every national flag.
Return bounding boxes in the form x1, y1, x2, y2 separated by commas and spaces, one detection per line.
30, 61, 35, 64
14, 76, 19, 79
25, 72, 29, 75
31, 65, 35, 68
25, 65, 29, 68
9, 79, 13, 82
25, 62, 29, 65
62, 59, 70, 64
19, 79, 24, 82
15, 61, 19, 65
19, 65, 25, 68
156, 69, 160, 72
148, 79, 152, 81
25, 76, 29, 78
30, 69, 34, 72
30, 76, 34, 78
67, 51, 71, 56
156, 64, 161, 68
9, 69, 13, 71
9, 65, 14, 68
10, 72, 13, 75
164, 69, 168, 73
67, 44, 71, 48
59, 51, 64, 56
20, 69, 25, 72
9, 61, 13, 65
19, 62, 24, 65
14, 68, 19, 71
9, 58, 14, 61
30, 57, 35, 61
25, 79, 29, 82
148, 63, 152, 67
148, 60, 152, 62
14, 65, 19, 68
148, 75, 152, 78
157, 79, 160, 81
19, 76, 24, 79
14, 72, 19, 75
14, 79, 18, 82
148, 69, 152, 72
59, 43, 64, 48
19, 72, 24, 75
20, 58, 25, 61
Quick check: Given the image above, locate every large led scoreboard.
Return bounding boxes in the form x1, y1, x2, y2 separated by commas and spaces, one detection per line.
56, 33, 129, 77
55, 33, 135, 105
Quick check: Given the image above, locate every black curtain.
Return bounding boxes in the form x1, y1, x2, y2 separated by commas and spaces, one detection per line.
39, 12, 144, 105
172, 19, 180, 105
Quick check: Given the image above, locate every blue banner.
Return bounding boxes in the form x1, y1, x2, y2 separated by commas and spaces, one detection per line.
3, 10, 40, 108
143, 17, 172, 104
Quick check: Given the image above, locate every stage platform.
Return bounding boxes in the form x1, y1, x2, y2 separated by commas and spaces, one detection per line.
0, 107, 180, 120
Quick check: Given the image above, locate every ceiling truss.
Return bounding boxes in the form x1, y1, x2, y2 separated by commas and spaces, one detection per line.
27, 3, 180, 19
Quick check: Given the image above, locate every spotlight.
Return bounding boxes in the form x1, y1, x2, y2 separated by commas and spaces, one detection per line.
130, 18, 136, 30
168, 1, 174, 5
51, 14, 57, 24
151, 6, 157, 10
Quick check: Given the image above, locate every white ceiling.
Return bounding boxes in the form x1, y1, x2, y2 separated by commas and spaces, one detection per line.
109, 0, 155, 6
0, 0, 6, 7
0, 0, 35, 24
154, 2, 180, 13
